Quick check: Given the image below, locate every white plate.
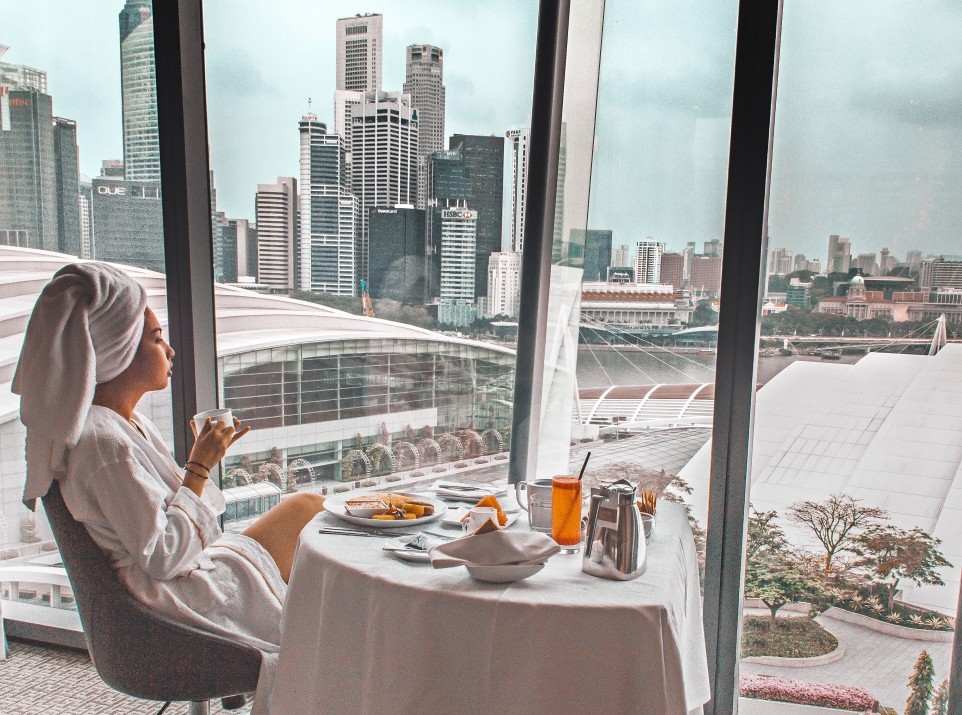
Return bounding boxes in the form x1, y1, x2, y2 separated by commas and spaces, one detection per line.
440, 506, 521, 529
324, 492, 447, 529
382, 535, 434, 562
465, 563, 545, 583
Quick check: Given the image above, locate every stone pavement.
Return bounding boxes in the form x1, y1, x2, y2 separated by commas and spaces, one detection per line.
740, 613, 953, 710
0, 639, 235, 714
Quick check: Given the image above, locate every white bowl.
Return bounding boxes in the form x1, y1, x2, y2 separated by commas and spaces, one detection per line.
465, 563, 545, 583
344, 501, 390, 518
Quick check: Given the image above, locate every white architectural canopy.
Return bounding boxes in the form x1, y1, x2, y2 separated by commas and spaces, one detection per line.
681, 344, 962, 614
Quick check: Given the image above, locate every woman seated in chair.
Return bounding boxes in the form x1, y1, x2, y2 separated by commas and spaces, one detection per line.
13, 262, 325, 712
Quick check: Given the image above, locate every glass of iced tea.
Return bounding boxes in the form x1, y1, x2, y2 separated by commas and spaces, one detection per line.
551, 475, 582, 553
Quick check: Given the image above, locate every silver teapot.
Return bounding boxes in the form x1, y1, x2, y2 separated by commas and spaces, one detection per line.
582, 479, 646, 581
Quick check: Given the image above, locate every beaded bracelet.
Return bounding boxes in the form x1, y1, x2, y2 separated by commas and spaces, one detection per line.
186, 459, 211, 473
184, 466, 209, 480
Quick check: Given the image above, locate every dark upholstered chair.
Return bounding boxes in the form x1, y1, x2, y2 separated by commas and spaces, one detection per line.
42, 482, 261, 714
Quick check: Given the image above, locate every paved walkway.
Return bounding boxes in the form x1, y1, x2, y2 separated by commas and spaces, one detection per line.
740, 613, 953, 710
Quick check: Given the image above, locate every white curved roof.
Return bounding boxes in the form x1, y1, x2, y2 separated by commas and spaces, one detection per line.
680, 343, 962, 614
0, 246, 513, 423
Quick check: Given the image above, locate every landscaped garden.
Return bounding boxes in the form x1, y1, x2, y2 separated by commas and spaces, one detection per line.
741, 615, 837, 658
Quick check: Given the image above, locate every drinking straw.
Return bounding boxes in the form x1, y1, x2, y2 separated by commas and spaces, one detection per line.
577, 452, 591, 481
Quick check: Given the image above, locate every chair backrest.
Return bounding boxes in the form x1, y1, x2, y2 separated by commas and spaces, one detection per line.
42, 482, 261, 702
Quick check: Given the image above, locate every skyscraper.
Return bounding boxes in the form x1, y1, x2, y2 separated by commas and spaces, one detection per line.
298, 113, 357, 295
634, 240, 664, 284
229, 218, 257, 280
506, 128, 528, 252
255, 177, 298, 290
769, 247, 794, 275
448, 134, 504, 298
0, 48, 80, 253
826, 234, 851, 274
660, 252, 684, 291
350, 91, 418, 283
52, 117, 82, 256
569, 229, 612, 282
336, 14, 382, 92
368, 206, 428, 303
486, 251, 522, 318
438, 207, 478, 327
91, 164, 165, 271
119, 0, 160, 181
690, 255, 723, 295
404, 45, 445, 210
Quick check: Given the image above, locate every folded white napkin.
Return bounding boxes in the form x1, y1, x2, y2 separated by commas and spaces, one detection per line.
429, 530, 560, 569
433, 481, 507, 501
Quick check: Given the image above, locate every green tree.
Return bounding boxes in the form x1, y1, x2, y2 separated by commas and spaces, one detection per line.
688, 299, 719, 328
854, 525, 952, 612
905, 650, 935, 715
745, 549, 823, 630
788, 493, 887, 572
930, 680, 948, 715
746, 507, 786, 561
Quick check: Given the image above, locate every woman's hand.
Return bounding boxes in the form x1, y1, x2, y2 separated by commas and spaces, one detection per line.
188, 417, 251, 472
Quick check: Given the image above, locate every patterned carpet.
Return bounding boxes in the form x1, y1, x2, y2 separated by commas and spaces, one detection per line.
0, 639, 234, 714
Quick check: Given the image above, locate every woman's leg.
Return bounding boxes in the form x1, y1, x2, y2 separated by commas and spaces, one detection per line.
243, 492, 325, 582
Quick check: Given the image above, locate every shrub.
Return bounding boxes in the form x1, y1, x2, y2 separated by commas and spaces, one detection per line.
494, 454, 508, 460
410, 471, 425, 477
739, 675, 878, 711
432, 466, 447, 473
454, 462, 469, 468
360, 479, 377, 487
385, 475, 402, 483
333, 484, 351, 494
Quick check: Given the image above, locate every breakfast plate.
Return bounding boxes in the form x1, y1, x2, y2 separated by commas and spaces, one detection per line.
440, 506, 521, 529
324, 492, 447, 528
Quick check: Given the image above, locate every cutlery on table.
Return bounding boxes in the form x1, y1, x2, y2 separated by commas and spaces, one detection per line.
318, 527, 418, 537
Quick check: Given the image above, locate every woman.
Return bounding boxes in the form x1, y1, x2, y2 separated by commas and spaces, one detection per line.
13, 262, 324, 713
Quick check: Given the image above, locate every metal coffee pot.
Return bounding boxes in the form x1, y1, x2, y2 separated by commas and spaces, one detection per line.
582, 479, 646, 581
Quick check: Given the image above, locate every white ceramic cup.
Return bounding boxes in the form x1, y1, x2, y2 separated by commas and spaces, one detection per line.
192, 408, 233, 435
462, 506, 499, 534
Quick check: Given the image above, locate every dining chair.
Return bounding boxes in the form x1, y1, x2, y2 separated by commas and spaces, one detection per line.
41, 481, 261, 714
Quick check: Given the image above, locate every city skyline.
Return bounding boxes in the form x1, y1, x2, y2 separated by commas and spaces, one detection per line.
3, 1, 962, 264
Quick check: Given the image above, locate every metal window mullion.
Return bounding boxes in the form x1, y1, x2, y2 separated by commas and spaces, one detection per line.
702, 1, 782, 713
507, 0, 570, 485
152, 0, 219, 465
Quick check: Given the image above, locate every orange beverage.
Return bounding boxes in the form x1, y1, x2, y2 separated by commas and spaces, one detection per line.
551, 476, 582, 552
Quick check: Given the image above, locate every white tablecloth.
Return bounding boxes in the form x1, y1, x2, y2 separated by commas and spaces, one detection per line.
272, 501, 710, 715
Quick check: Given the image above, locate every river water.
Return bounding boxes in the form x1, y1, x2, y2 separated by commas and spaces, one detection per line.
574, 347, 863, 389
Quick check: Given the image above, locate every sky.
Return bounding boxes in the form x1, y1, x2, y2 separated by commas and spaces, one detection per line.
3, 0, 961, 265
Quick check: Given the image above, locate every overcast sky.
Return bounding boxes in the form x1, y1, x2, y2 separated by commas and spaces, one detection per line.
3, 0, 961, 264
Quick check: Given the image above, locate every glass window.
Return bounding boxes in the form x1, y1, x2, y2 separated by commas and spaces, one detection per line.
733, 2, 962, 710
1, 2, 172, 553
203, 1, 537, 504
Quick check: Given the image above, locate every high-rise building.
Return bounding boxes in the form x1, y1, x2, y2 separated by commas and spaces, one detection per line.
786, 279, 811, 310
920, 256, 962, 290
255, 177, 298, 290
52, 117, 82, 257
449, 134, 504, 298
809, 258, 822, 274
368, 205, 428, 303
228, 218, 257, 280
769, 247, 793, 275
91, 167, 164, 271
404, 45, 445, 210
486, 251, 522, 318
879, 247, 896, 274
826, 234, 851, 274
569, 229, 612, 282
298, 113, 357, 295
683, 242, 696, 281
613, 243, 630, 268
0, 50, 82, 254
336, 14, 382, 92
703, 239, 722, 257
119, 1, 160, 182
690, 255, 723, 295
906, 250, 923, 272
505, 125, 564, 260
1, 50, 56, 250
634, 240, 664, 284
854, 252, 878, 276
427, 147, 471, 299
78, 175, 93, 258
350, 91, 418, 284
506, 128, 528, 252
793, 253, 808, 273
660, 252, 684, 291
437, 207, 477, 327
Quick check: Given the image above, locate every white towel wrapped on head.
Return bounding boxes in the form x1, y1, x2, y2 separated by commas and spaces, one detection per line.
12, 262, 148, 509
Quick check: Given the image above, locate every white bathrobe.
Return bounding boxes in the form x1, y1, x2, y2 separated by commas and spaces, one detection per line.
60, 405, 285, 713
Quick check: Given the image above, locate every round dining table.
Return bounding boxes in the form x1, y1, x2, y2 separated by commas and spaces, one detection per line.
271, 500, 710, 715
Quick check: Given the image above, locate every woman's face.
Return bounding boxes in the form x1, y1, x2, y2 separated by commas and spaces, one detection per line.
128, 308, 175, 391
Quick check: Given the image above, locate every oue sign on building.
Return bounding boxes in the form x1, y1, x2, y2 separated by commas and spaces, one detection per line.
97, 185, 127, 196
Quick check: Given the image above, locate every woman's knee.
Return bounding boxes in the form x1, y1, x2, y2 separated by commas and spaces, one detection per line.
286, 492, 325, 521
